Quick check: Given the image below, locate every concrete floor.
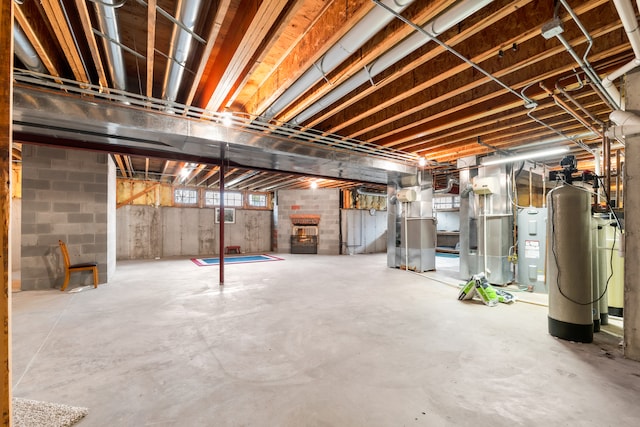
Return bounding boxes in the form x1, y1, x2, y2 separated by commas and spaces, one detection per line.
11, 253, 640, 426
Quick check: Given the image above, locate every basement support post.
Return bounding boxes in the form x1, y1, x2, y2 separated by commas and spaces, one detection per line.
0, 0, 13, 424
219, 144, 225, 286
624, 70, 640, 360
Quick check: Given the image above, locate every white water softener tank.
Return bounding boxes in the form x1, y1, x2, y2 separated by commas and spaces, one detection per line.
547, 184, 593, 343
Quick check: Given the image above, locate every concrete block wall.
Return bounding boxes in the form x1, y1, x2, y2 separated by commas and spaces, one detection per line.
276, 189, 340, 255
116, 205, 272, 259
21, 146, 109, 290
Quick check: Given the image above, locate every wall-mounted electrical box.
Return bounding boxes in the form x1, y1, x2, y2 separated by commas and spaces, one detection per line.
472, 176, 499, 195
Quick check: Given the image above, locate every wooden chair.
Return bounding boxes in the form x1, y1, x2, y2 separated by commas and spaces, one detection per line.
58, 240, 99, 291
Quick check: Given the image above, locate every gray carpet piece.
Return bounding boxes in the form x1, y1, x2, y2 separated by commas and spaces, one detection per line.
12, 397, 88, 427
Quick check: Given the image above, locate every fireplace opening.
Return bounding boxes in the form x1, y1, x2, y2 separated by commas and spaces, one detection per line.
290, 215, 320, 254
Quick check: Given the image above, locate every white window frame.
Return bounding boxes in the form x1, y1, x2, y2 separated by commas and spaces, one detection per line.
248, 193, 267, 208
205, 190, 243, 207
174, 188, 198, 205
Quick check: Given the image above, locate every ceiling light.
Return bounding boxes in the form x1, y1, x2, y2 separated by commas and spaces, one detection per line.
418, 157, 426, 167
310, 181, 318, 189
180, 166, 193, 178
481, 147, 569, 166
220, 111, 233, 127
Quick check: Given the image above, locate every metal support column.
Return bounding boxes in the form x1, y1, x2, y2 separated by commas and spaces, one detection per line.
219, 144, 225, 286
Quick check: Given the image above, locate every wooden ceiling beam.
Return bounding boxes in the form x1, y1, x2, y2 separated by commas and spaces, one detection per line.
402, 89, 606, 150
339, 2, 619, 142
173, 161, 187, 184
433, 121, 593, 160
197, 166, 220, 186
195, 0, 263, 109
146, 0, 157, 98
429, 119, 602, 160
225, 170, 268, 189
125, 156, 135, 177
74, 0, 109, 88
235, 172, 273, 190
297, 0, 538, 133
183, 0, 232, 107
413, 96, 608, 154
205, 0, 293, 112
228, 0, 332, 113
367, 36, 628, 151
274, 0, 456, 123
184, 163, 207, 185
245, 173, 293, 191
160, 160, 173, 183
240, 0, 373, 116
39, 0, 89, 83
323, 0, 545, 137
14, 4, 63, 77
113, 154, 129, 178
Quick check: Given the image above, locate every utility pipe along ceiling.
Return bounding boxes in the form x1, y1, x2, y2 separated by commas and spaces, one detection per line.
10, 0, 636, 191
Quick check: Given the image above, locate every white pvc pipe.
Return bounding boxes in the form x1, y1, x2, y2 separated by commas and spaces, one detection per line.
404, 202, 409, 271
483, 194, 488, 276
603, 0, 640, 109
292, 0, 494, 124
594, 151, 602, 204
610, 110, 640, 126
264, 0, 415, 119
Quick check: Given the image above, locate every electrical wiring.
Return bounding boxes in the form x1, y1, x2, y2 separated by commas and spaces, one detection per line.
507, 161, 530, 210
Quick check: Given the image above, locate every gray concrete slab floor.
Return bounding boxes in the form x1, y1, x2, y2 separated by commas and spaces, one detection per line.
11, 254, 640, 426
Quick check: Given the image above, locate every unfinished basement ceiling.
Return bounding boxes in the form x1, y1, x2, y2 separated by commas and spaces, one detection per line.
11, 0, 632, 190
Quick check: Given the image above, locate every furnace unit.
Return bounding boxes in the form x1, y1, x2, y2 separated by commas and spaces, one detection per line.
387, 170, 436, 272
459, 161, 513, 285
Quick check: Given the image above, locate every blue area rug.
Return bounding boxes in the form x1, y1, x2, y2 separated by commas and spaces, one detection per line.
436, 252, 459, 258
191, 254, 284, 266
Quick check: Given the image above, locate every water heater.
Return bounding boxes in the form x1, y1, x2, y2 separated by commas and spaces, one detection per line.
547, 184, 593, 343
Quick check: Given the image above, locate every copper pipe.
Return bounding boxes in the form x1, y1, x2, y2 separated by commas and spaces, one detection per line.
539, 82, 603, 138
603, 134, 611, 207
219, 144, 225, 286
616, 150, 622, 208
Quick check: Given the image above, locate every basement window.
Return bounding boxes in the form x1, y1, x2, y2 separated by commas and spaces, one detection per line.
205, 191, 243, 207
248, 193, 267, 207
433, 196, 460, 209
174, 188, 198, 205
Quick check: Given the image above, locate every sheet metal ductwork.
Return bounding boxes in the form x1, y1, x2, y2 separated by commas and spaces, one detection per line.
434, 176, 458, 194
387, 171, 436, 272
14, 25, 46, 74
292, 0, 495, 125
161, 0, 202, 103
94, 0, 127, 91
604, 0, 640, 108
263, 0, 415, 120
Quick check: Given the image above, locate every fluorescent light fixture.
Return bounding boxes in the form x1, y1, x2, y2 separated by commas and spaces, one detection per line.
541, 17, 564, 39
481, 147, 569, 166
